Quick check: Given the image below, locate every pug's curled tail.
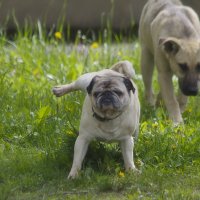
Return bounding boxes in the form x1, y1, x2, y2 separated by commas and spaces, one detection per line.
111, 60, 135, 79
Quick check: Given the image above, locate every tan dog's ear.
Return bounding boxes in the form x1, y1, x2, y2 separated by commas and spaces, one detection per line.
159, 37, 181, 55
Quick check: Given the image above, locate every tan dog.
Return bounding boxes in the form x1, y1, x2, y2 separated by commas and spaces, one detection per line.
52, 61, 140, 179
139, 0, 200, 124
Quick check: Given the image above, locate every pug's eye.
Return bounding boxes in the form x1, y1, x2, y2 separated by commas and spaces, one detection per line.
179, 63, 188, 72
93, 92, 100, 97
196, 63, 200, 72
114, 90, 123, 96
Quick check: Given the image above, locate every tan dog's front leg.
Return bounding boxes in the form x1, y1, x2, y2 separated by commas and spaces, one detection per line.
68, 135, 90, 179
158, 72, 183, 124
120, 136, 136, 171
177, 90, 188, 113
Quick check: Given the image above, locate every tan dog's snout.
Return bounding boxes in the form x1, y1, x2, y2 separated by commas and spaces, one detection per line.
179, 73, 199, 96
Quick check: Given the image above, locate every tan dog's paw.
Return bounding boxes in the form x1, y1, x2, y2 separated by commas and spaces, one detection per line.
145, 93, 156, 107
67, 170, 79, 179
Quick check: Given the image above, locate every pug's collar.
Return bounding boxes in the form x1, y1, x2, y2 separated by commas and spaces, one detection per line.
92, 107, 122, 122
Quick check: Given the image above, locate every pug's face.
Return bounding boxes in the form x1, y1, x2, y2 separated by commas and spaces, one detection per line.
87, 75, 135, 120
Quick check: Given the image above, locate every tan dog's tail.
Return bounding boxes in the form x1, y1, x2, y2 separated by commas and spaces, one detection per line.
111, 60, 135, 78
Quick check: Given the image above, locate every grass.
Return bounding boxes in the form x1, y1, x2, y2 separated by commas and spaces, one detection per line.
0, 29, 200, 200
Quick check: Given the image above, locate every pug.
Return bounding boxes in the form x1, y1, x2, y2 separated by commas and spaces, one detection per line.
52, 61, 140, 179
139, 0, 200, 124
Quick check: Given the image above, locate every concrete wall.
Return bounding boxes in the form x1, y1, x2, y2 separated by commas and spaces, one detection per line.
0, 0, 200, 30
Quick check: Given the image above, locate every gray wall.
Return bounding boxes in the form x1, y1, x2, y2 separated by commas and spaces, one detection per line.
0, 0, 200, 30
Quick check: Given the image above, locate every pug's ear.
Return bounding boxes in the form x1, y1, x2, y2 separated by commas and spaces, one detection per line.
87, 78, 95, 94
123, 78, 135, 94
159, 37, 180, 55
87, 76, 100, 94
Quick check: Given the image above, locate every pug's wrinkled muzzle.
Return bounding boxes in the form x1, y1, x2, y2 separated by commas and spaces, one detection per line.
98, 91, 120, 110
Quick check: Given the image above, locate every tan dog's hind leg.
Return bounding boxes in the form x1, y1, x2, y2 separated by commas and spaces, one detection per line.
141, 46, 155, 106
158, 72, 183, 124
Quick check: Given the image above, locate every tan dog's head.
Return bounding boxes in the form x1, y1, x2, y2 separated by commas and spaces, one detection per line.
87, 75, 135, 120
160, 37, 200, 96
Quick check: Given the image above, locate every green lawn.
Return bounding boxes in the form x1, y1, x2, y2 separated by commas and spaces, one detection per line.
0, 31, 200, 200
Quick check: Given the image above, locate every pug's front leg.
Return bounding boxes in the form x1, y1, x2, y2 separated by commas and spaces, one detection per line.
68, 135, 90, 179
120, 136, 136, 171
